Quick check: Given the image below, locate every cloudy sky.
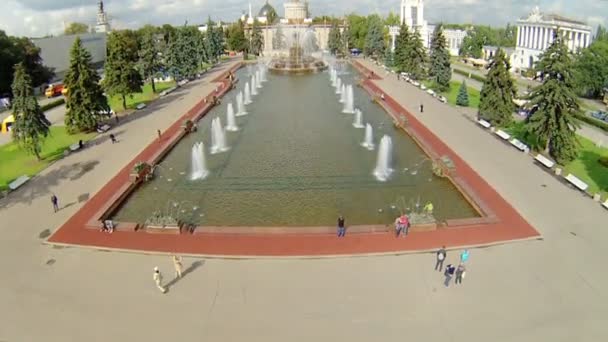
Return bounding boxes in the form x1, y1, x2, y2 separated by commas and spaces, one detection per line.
1, 0, 606, 37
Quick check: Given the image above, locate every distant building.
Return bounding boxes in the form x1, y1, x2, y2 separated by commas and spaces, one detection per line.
511, 6, 591, 70
241, 1, 335, 53
389, 0, 466, 56
482, 45, 515, 61
33, 33, 107, 81
443, 29, 467, 56
95, 0, 111, 33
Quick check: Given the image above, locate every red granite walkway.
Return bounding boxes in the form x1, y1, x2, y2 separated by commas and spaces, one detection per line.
47, 60, 540, 257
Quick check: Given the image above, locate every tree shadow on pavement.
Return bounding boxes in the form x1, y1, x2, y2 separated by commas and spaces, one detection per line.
0, 159, 100, 211
165, 260, 205, 290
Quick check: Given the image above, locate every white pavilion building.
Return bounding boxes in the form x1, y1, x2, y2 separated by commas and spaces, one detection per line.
511, 6, 592, 70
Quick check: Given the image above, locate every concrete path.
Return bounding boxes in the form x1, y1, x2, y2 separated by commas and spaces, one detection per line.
0, 59, 606, 341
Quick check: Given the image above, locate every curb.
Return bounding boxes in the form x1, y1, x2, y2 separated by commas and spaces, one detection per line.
43, 234, 543, 260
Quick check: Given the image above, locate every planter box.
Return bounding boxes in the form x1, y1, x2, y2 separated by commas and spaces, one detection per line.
409, 223, 438, 232
145, 224, 182, 234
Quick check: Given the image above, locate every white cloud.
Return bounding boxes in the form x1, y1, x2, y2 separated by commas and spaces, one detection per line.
0, 0, 605, 37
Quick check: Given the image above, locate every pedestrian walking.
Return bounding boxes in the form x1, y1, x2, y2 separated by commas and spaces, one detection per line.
153, 267, 167, 293
419, 103, 424, 113
455, 264, 466, 284
157, 129, 162, 141
394, 216, 403, 237
172, 255, 183, 278
444, 264, 456, 287
460, 249, 470, 264
109, 134, 117, 144
337, 215, 346, 237
435, 245, 446, 271
51, 194, 59, 213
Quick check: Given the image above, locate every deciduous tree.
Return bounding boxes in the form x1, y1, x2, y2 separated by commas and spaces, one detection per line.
64, 22, 89, 35
104, 30, 143, 110
138, 27, 162, 93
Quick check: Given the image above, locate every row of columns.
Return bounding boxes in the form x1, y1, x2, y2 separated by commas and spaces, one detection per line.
517, 25, 590, 51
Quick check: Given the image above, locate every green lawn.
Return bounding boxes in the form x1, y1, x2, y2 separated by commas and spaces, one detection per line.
441, 80, 481, 109
108, 81, 176, 112
504, 121, 608, 198
564, 136, 608, 198
0, 126, 95, 191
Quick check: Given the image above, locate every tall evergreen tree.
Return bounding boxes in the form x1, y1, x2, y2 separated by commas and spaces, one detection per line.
456, 80, 470, 106
228, 20, 247, 56
478, 48, 516, 126
10, 63, 50, 160
166, 26, 200, 82
205, 18, 218, 63
194, 30, 209, 70
364, 16, 385, 60
526, 32, 580, 164
64, 37, 108, 132
250, 19, 264, 56
429, 25, 451, 92
341, 25, 350, 55
272, 25, 286, 50
404, 28, 427, 80
394, 23, 411, 72
328, 24, 342, 55
138, 28, 162, 93
215, 25, 225, 58
573, 39, 608, 98
104, 31, 143, 110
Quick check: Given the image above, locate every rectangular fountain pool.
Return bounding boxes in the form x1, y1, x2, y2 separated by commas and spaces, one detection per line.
112, 64, 480, 227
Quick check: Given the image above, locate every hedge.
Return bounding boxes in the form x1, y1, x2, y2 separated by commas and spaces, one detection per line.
574, 112, 608, 132
40, 98, 65, 112
453, 68, 486, 83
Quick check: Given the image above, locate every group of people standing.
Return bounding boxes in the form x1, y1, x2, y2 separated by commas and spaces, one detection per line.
435, 246, 469, 287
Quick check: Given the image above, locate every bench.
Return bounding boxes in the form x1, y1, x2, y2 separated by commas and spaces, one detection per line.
534, 154, 555, 168
9, 175, 30, 191
69, 143, 82, 152
477, 119, 491, 128
510, 138, 529, 152
96, 124, 111, 133
564, 173, 589, 192
495, 129, 511, 140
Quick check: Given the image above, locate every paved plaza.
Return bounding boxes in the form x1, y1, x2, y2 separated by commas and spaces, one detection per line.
0, 60, 606, 341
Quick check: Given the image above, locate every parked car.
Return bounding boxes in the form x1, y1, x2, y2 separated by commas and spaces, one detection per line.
136, 103, 147, 110
426, 89, 436, 97
590, 111, 608, 122
411, 81, 420, 87
438, 96, 447, 103
420, 84, 427, 90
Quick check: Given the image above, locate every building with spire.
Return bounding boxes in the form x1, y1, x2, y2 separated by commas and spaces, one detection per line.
95, 0, 111, 33
389, 0, 467, 56
238, 1, 334, 55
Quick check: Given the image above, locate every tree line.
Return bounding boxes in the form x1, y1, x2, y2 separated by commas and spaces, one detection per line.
7, 19, 233, 160
325, 12, 600, 166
